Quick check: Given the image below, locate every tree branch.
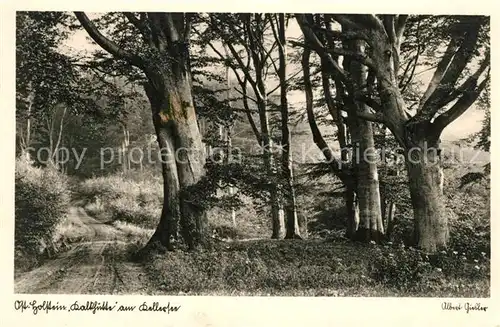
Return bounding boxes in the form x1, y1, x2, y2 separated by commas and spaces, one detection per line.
75, 12, 145, 70
382, 15, 397, 44
302, 47, 348, 182
233, 86, 258, 104
344, 109, 385, 123
395, 15, 408, 41
432, 71, 489, 133
419, 17, 482, 115
312, 25, 370, 43
289, 16, 350, 83
417, 37, 459, 112
123, 12, 155, 48
436, 50, 490, 109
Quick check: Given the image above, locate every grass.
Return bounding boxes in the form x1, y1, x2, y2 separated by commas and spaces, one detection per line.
142, 239, 489, 297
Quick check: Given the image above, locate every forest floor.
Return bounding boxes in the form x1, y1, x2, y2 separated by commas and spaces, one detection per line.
14, 207, 489, 297
14, 207, 155, 294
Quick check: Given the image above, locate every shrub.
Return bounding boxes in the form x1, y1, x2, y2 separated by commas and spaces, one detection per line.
15, 157, 70, 271
77, 173, 162, 229
370, 246, 432, 290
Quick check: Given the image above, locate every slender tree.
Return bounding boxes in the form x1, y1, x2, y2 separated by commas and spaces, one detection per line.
200, 13, 286, 238
270, 13, 301, 239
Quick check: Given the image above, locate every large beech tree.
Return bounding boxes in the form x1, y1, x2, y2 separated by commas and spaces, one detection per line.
75, 12, 208, 250
297, 14, 490, 252
298, 15, 383, 242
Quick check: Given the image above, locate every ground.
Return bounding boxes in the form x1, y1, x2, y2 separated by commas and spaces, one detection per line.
14, 205, 489, 297
15, 207, 154, 294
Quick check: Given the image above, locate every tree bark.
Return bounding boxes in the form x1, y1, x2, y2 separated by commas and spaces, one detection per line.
344, 39, 384, 242
405, 140, 448, 251
274, 14, 301, 240
224, 57, 237, 227
143, 70, 208, 250
345, 186, 360, 238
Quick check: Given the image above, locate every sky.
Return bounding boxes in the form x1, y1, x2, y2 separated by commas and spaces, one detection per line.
61, 15, 486, 142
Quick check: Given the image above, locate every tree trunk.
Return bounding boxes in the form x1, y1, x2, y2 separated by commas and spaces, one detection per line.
270, 189, 284, 239
386, 200, 396, 239
147, 117, 181, 250
352, 127, 384, 242
345, 185, 360, 238
276, 13, 301, 240
344, 39, 384, 242
405, 145, 448, 251
224, 60, 237, 227
143, 70, 208, 250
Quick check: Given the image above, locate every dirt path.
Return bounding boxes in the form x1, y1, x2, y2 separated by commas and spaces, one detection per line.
15, 207, 154, 295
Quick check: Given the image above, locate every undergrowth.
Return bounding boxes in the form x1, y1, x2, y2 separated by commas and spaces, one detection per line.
143, 239, 489, 297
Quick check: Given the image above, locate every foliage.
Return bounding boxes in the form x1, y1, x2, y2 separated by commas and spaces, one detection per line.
370, 246, 433, 289
15, 157, 71, 271
78, 171, 162, 228
370, 242, 489, 292
143, 239, 488, 296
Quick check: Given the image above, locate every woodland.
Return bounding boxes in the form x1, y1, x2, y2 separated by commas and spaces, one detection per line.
15, 12, 490, 296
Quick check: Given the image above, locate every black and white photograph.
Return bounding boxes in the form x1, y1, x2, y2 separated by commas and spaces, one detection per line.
4, 2, 496, 321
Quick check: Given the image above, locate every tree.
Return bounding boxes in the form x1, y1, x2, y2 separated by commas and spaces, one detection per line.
200, 13, 287, 238
269, 13, 301, 239
16, 12, 77, 162
296, 14, 490, 252
75, 12, 208, 251
297, 15, 384, 241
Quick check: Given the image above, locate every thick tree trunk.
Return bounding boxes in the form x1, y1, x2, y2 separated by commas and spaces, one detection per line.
345, 40, 384, 242
352, 126, 384, 242
147, 119, 180, 250
405, 146, 448, 251
169, 77, 208, 249
143, 71, 209, 251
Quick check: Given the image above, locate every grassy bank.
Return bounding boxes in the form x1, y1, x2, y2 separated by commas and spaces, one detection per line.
142, 239, 489, 297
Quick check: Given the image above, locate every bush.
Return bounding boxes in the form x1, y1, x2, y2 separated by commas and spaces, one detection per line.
448, 217, 490, 259
15, 157, 70, 271
370, 246, 432, 290
77, 173, 162, 229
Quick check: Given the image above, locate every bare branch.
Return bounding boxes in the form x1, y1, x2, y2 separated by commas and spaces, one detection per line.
241, 77, 262, 144
233, 86, 258, 104
326, 47, 376, 70
436, 50, 490, 109
357, 95, 383, 112
302, 46, 348, 181
313, 26, 370, 43
164, 13, 181, 43
344, 109, 385, 123
332, 14, 384, 32
290, 16, 350, 82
